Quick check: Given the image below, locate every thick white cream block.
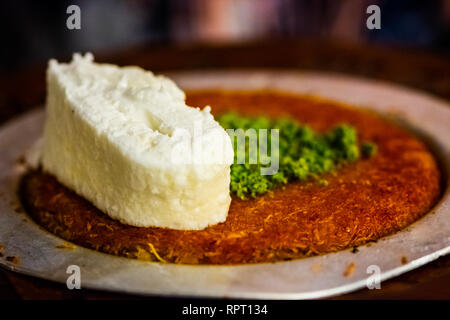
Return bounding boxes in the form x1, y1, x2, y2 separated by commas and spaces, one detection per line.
41, 53, 233, 230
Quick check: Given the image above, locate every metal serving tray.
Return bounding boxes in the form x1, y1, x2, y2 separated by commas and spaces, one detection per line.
0, 71, 448, 299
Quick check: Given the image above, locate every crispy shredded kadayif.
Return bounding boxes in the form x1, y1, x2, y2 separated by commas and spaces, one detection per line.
20, 90, 441, 264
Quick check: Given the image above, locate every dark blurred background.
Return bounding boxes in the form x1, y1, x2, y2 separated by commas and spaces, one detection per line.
0, 0, 449, 124
1, 0, 449, 72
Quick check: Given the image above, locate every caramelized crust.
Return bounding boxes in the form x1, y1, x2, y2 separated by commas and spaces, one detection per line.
20, 90, 442, 264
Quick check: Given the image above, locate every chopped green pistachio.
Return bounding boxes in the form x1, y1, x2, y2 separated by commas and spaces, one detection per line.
218, 112, 374, 199
361, 141, 377, 158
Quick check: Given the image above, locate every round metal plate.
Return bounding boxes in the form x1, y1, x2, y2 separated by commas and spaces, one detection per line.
0, 71, 449, 299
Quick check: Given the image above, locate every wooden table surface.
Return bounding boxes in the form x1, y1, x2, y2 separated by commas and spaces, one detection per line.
0, 40, 449, 300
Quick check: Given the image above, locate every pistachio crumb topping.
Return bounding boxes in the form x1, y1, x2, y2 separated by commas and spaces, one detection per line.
362, 141, 378, 158
218, 112, 376, 199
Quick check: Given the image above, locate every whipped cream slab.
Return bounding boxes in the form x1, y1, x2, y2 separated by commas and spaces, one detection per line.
41, 53, 233, 230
